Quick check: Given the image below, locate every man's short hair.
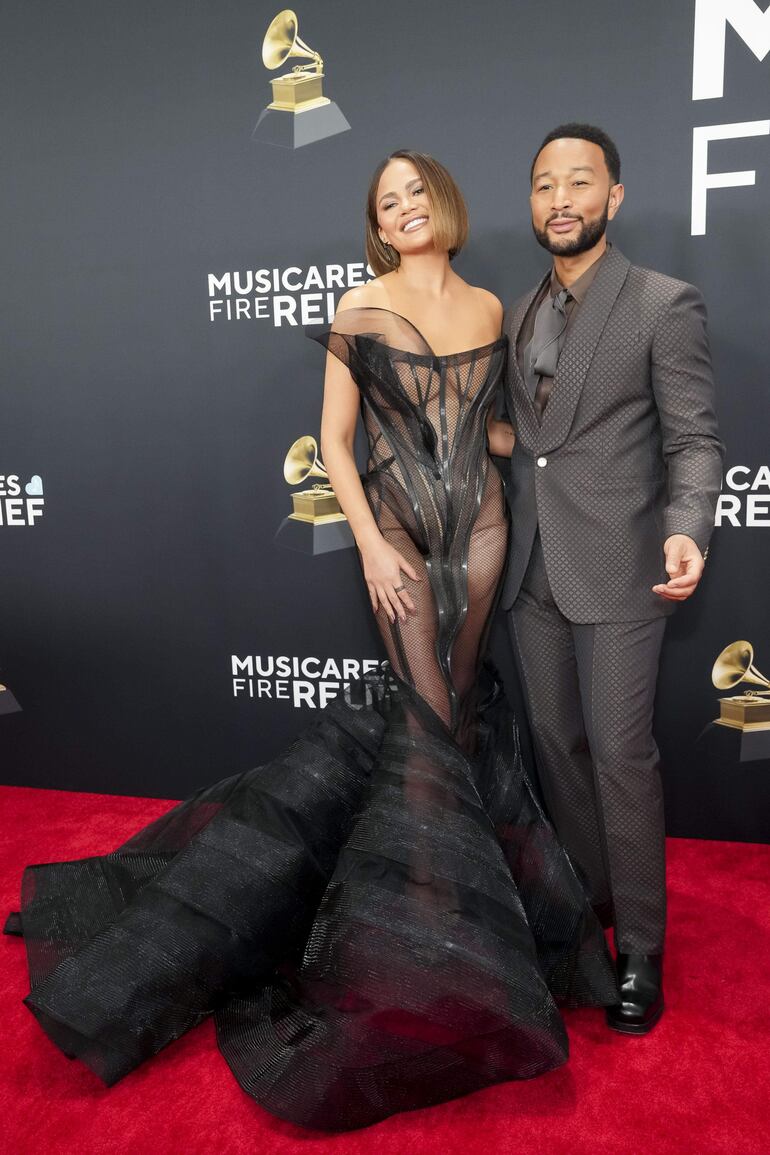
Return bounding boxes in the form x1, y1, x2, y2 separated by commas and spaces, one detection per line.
531, 124, 621, 186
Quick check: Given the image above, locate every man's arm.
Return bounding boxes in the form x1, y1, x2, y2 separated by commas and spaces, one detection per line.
649, 281, 724, 601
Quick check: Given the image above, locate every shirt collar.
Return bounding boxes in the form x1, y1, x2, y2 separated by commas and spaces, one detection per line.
550, 241, 611, 303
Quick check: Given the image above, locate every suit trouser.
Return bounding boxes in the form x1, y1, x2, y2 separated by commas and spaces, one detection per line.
508, 536, 667, 953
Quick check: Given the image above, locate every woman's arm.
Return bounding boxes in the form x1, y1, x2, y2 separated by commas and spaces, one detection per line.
320, 340, 420, 625
475, 287, 516, 458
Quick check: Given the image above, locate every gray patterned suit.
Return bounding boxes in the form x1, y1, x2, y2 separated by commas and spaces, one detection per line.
501, 244, 724, 952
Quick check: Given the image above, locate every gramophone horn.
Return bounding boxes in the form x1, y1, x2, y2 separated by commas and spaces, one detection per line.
283, 435, 330, 487
262, 9, 321, 71
712, 640, 770, 692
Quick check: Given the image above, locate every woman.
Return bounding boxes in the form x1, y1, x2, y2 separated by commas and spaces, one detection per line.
6, 151, 617, 1131
321, 150, 514, 741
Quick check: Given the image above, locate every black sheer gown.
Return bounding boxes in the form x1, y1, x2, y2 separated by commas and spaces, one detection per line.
5, 308, 617, 1131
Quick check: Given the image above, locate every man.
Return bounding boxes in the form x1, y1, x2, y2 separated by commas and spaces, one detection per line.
494, 124, 723, 1033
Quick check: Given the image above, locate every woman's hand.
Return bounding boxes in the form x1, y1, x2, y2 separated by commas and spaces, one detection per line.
359, 535, 420, 623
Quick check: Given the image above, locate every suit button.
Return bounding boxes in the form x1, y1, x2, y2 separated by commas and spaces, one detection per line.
537, 456, 548, 467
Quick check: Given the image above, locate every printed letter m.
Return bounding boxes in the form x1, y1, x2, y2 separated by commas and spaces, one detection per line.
693, 0, 770, 100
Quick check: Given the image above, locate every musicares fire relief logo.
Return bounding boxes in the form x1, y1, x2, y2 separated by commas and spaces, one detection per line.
231, 654, 384, 709
207, 261, 373, 325
0, 473, 44, 526
716, 465, 770, 527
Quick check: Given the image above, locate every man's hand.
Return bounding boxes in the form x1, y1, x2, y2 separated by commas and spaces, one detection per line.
652, 534, 705, 601
486, 414, 516, 457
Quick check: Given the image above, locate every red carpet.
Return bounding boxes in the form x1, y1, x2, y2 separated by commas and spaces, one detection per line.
1, 784, 768, 1155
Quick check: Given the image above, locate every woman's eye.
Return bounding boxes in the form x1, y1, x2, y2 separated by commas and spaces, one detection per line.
382, 187, 423, 210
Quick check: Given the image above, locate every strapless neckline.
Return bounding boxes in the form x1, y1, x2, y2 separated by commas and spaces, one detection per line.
379, 335, 507, 362
337, 305, 507, 361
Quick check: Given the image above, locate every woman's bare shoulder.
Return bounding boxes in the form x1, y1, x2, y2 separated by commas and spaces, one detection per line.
470, 284, 504, 327
336, 277, 391, 313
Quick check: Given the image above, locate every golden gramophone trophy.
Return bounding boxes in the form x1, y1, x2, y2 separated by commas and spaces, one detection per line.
712, 641, 770, 729
696, 639, 770, 762
252, 10, 351, 149
274, 435, 354, 554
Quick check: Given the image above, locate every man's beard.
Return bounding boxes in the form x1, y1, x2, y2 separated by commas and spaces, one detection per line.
532, 198, 610, 256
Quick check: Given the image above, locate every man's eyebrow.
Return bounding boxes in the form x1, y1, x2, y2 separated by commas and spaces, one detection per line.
378, 177, 422, 204
533, 165, 596, 182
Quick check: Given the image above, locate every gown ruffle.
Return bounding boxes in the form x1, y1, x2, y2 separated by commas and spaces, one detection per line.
6, 667, 617, 1131
6, 309, 619, 1131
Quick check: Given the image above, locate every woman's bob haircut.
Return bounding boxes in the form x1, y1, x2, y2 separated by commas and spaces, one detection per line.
365, 149, 469, 277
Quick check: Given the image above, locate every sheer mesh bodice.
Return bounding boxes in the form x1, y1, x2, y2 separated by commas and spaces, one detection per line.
5, 308, 618, 1132
310, 308, 508, 738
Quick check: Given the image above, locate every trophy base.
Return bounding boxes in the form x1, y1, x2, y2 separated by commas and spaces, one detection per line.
274, 514, 354, 555
0, 686, 22, 716
717, 694, 770, 727
252, 102, 351, 150
696, 719, 770, 763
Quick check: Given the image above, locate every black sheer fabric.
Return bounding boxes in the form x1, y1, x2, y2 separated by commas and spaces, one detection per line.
5, 309, 618, 1131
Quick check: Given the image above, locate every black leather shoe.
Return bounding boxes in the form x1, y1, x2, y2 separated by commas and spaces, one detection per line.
606, 952, 664, 1035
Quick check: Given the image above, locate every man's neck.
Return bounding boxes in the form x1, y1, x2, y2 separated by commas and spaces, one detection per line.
552, 236, 608, 289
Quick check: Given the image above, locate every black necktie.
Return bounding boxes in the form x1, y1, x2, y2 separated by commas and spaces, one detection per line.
527, 287, 571, 389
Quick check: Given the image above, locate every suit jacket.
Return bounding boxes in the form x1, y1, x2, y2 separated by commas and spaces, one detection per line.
499, 245, 724, 621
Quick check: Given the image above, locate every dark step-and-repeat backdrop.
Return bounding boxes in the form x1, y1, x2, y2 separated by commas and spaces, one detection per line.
2, 1, 768, 841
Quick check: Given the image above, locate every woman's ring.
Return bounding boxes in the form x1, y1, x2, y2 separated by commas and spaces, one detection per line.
393, 584, 405, 593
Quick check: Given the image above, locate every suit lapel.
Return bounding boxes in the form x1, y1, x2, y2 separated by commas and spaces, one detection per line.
537, 246, 631, 454
504, 272, 549, 450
